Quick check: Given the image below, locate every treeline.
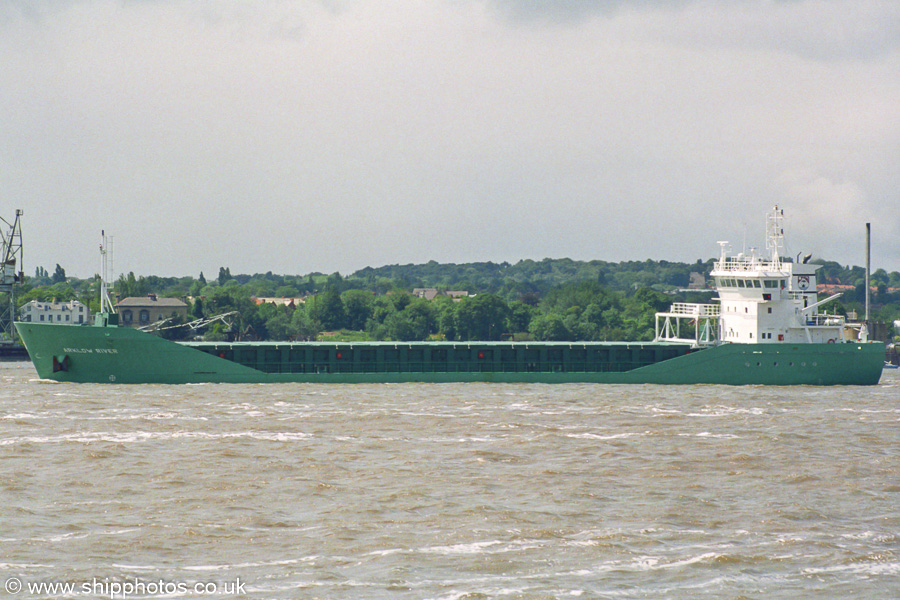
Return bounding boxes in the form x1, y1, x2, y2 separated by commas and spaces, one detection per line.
352, 258, 709, 296
181, 280, 713, 343
11, 257, 900, 343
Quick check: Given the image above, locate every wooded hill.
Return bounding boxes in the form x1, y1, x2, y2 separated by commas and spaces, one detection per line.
11, 257, 900, 343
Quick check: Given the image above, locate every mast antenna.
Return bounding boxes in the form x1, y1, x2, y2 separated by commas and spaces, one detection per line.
100, 231, 116, 314
865, 222, 871, 325
765, 205, 784, 268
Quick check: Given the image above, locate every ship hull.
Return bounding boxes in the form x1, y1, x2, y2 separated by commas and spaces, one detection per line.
15, 322, 884, 385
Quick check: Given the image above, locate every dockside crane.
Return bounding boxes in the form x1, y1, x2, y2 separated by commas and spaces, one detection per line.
0, 210, 24, 343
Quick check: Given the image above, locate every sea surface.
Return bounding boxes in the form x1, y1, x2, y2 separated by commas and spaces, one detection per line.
1, 361, 898, 599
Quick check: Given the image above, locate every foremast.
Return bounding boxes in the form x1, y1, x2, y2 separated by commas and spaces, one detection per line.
96, 231, 118, 326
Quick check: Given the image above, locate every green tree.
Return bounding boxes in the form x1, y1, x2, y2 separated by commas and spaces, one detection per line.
385, 298, 436, 341
365, 296, 395, 340
620, 287, 669, 340
159, 312, 192, 341
33, 266, 50, 285
575, 302, 608, 339
290, 303, 320, 340
256, 302, 293, 341
264, 311, 293, 340
17, 285, 76, 305
115, 272, 149, 298
310, 289, 346, 331
507, 300, 535, 334
325, 272, 347, 293
275, 285, 300, 297
204, 285, 263, 339
341, 289, 374, 331
434, 296, 458, 340
390, 291, 413, 312
529, 313, 570, 341
188, 278, 204, 297
455, 294, 509, 340
204, 321, 228, 342
51, 264, 66, 284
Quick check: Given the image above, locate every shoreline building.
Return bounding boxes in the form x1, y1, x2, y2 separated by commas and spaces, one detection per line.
20, 299, 90, 325
116, 294, 188, 328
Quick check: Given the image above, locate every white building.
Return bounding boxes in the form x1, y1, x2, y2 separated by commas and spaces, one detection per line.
20, 299, 90, 324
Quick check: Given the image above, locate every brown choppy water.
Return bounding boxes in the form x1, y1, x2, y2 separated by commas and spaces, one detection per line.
1, 362, 898, 599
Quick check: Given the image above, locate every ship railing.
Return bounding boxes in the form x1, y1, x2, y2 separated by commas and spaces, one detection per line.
801, 313, 845, 327
714, 258, 785, 273
665, 303, 720, 317
655, 303, 719, 347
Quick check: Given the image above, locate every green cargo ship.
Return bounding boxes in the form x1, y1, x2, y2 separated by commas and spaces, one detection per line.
14, 208, 885, 385
13, 320, 885, 385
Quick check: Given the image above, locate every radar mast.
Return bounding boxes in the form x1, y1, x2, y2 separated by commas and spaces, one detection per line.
100, 231, 116, 314
765, 205, 784, 269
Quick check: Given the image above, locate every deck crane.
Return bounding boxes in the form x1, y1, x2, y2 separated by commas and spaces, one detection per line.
0, 210, 24, 343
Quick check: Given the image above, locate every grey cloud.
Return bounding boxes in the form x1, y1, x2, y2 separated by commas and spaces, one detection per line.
670, 2, 900, 62
489, 0, 900, 62
2, 0, 899, 276
487, 0, 691, 22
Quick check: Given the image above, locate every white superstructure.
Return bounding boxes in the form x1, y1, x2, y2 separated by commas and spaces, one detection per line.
656, 206, 845, 347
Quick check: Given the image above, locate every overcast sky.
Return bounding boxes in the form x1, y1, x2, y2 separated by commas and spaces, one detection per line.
2, 0, 899, 279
